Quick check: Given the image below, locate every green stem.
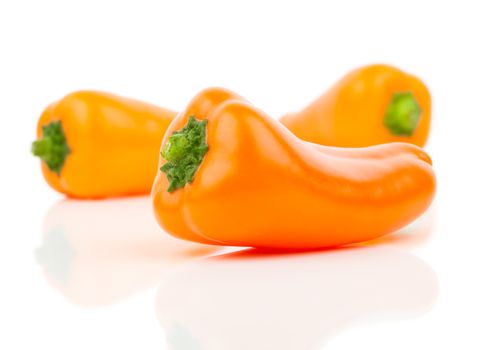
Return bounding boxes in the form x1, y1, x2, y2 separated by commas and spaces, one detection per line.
31, 121, 70, 175
383, 92, 421, 137
160, 116, 208, 192
32, 138, 53, 158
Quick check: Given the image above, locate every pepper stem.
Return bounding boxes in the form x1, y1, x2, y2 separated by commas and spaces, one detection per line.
32, 121, 70, 175
160, 116, 208, 192
383, 92, 421, 136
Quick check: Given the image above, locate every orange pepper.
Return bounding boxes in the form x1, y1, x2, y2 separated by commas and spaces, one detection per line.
32, 91, 176, 198
151, 87, 436, 249
280, 64, 431, 147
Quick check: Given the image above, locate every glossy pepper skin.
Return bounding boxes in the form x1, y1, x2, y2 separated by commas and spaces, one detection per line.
33, 91, 176, 198
152, 87, 436, 250
281, 64, 431, 147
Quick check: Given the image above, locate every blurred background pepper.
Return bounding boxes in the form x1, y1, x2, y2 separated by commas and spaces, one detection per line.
281, 64, 431, 147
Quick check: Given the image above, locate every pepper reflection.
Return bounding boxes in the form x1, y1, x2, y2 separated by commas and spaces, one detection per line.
36, 197, 218, 307
156, 245, 438, 350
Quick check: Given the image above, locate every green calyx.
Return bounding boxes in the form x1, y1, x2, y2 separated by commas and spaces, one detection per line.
383, 92, 422, 136
160, 116, 208, 192
31, 121, 71, 175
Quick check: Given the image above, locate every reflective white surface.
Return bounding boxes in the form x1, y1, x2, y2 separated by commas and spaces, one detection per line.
157, 244, 437, 350
2, 193, 475, 349
9, 197, 444, 350
2, 0, 482, 348
36, 199, 218, 307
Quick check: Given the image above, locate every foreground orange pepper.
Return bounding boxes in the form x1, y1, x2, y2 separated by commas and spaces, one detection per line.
152, 87, 436, 249
281, 64, 431, 147
32, 91, 176, 198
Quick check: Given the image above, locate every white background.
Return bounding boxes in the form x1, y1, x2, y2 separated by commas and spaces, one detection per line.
1, 0, 481, 349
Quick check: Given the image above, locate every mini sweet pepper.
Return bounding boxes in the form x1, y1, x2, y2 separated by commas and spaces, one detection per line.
152, 87, 436, 249
281, 64, 431, 147
32, 91, 176, 198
